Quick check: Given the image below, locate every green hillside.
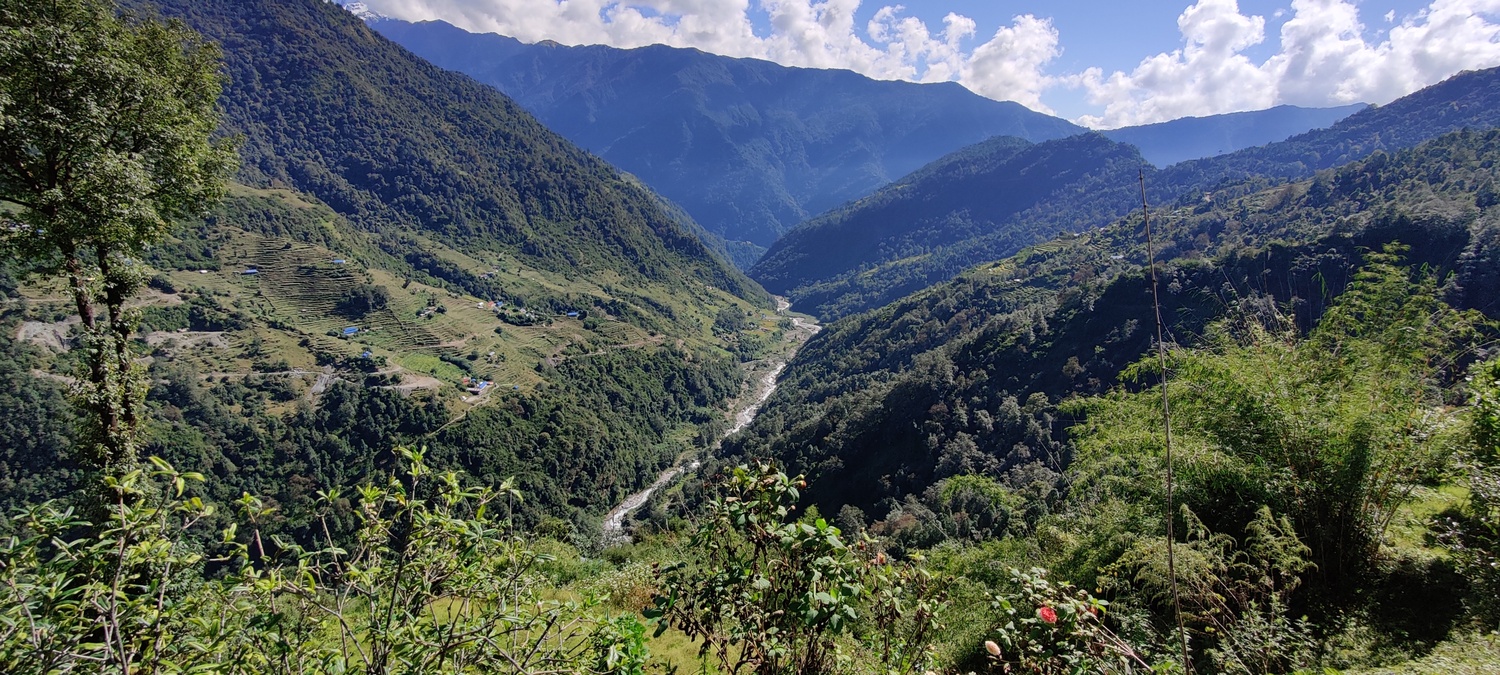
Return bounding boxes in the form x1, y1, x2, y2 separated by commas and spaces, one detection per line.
754, 67, 1500, 321
127, 0, 765, 315
1, 0, 785, 532
3, 181, 793, 534
727, 127, 1500, 518
751, 133, 1145, 318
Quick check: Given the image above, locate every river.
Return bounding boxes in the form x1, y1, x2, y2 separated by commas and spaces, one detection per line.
599, 299, 818, 545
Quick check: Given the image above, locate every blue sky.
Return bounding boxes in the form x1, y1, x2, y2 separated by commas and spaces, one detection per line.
352, 0, 1500, 127
842, 1, 1434, 70
867, 0, 1447, 120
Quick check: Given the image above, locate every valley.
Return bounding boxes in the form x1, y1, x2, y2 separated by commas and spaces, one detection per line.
602, 297, 821, 544
3, 0, 1500, 673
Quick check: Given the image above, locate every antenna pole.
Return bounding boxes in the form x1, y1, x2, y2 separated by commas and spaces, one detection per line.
1141, 168, 1191, 673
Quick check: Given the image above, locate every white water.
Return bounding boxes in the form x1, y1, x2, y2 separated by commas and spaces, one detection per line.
598, 301, 818, 545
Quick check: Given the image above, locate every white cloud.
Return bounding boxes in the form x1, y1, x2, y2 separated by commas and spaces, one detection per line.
1077, 0, 1500, 128
958, 15, 1060, 113
1075, 0, 1273, 127
356, 0, 1062, 110
354, 0, 1500, 128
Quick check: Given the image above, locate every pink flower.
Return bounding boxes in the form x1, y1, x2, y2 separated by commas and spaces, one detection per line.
1037, 606, 1058, 624
984, 640, 1002, 656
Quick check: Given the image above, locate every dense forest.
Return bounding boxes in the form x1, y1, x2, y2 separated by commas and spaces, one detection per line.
728, 127, 1500, 518
122, 0, 766, 316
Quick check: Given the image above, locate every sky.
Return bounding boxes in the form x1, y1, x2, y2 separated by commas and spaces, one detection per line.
351, 0, 1500, 128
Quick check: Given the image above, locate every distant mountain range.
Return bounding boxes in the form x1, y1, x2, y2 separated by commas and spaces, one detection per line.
753, 67, 1500, 319
750, 133, 1148, 317
349, 13, 1368, 266
1100, 103, 1368, 166
361, 17, 1083, 259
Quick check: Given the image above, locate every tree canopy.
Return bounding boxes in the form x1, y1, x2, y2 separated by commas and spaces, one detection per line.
0, 0, 236, 469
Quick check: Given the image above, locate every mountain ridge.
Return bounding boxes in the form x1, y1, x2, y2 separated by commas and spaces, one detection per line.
1101, 102, 1368, 166
134, 0, 766, 315
723, 126, 1500, 518
754, 66, 1500, 320
362, 16, 1084, 253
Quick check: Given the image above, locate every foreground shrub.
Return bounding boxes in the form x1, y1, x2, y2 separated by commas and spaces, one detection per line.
648, 462, 944, 674
0, 449, 642, 674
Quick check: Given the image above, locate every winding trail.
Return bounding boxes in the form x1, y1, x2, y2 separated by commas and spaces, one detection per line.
599, 298, 819, 545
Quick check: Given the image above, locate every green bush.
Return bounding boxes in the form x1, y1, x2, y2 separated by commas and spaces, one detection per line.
1442, 359, 1500, 627
0, 450, 644, 674
978, 567, 1158, 674
647, 463, 944, 674
336, 284, 391, 318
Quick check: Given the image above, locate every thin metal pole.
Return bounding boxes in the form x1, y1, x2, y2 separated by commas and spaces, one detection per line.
1140, 169, 1191, 673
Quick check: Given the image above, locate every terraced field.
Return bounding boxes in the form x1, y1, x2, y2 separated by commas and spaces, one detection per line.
233, 237, 449, 352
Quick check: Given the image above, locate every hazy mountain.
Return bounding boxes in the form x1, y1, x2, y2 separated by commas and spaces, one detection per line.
362, 17, 1084, 258
750, 133, 1147, 317
753, 66, 1500, 320
1102, 103, 1368, 166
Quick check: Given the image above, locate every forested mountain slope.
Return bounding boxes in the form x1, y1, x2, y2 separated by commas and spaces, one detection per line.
1100, 103, 1366, 166
131, 0, 763, 312
1, 0, 789, 535
754, 67, 1500, 320
1, 180, 780, 538
750, 133, 1147, 316
362, 17, 1083, 256
7, 3, 1500, 671
724, 128, 1500, 519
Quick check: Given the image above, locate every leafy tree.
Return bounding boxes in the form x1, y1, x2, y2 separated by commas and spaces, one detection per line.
648, 463, 866, 674
336, 283, 391, 318
712, 305, 748, 334
0, 0, 236, 470
0, 458, 226, 673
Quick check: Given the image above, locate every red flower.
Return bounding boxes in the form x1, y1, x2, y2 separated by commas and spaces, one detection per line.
1037, 606, 1058, 624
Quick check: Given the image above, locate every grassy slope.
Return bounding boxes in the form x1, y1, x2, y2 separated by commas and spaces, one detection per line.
127, 184, 750, 395
10, 183, 796, 526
